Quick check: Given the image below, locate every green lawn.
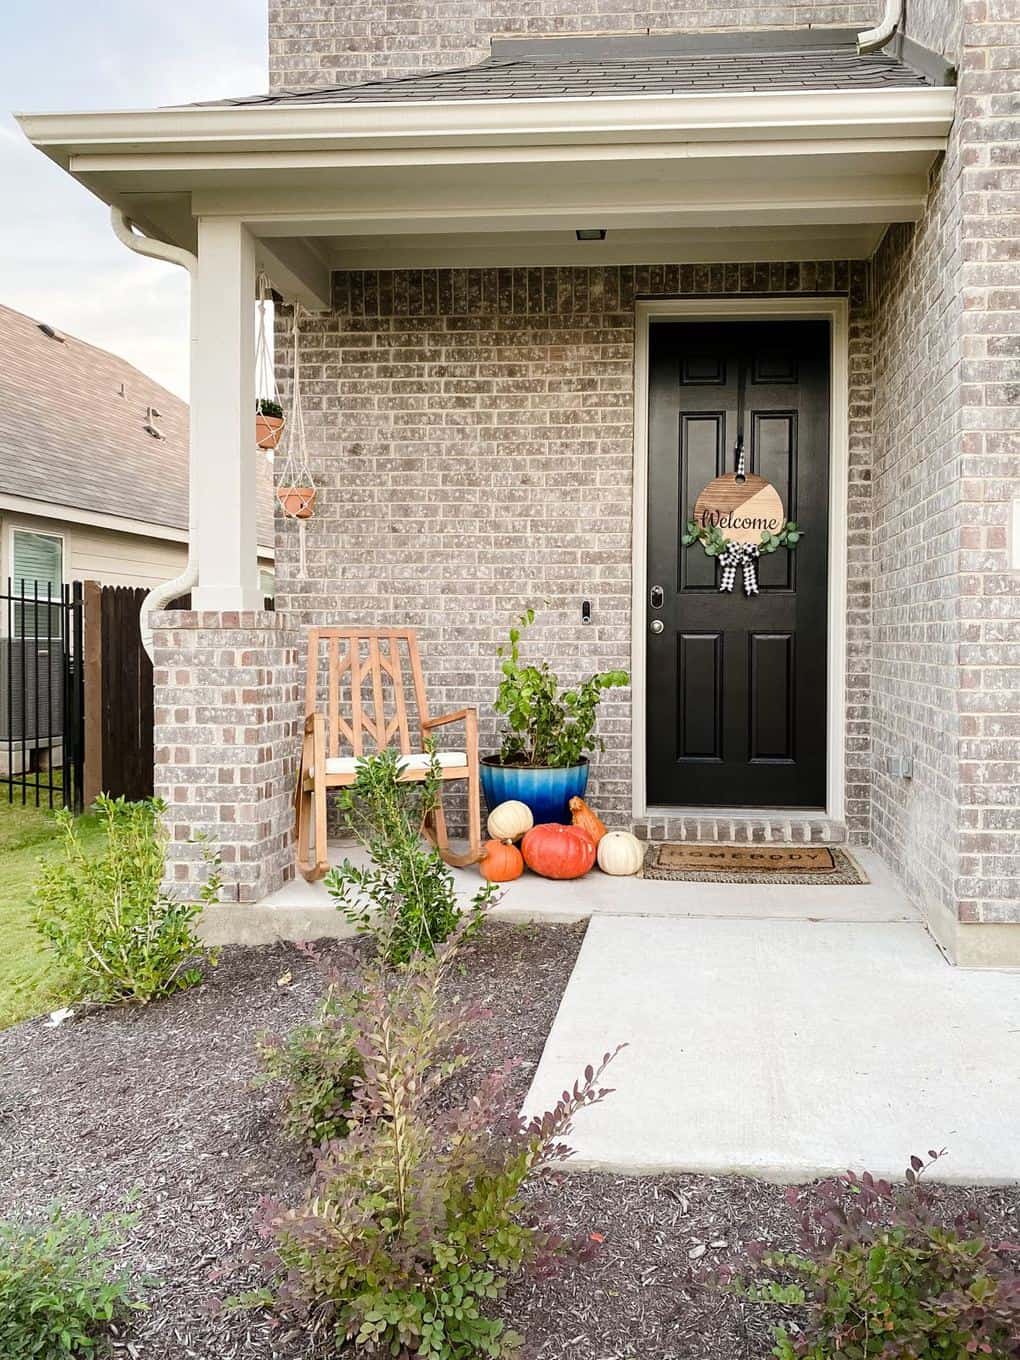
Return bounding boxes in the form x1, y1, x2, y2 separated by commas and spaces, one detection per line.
0, 798, 103, 1028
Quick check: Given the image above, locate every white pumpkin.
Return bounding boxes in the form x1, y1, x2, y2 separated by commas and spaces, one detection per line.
597, 830, 645, 877
486, 799, 534, 843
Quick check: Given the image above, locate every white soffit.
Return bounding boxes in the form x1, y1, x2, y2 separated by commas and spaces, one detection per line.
16, 86, 955, 284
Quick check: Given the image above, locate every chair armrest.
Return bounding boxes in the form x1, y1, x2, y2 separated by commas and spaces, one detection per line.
422, 707, 475, 730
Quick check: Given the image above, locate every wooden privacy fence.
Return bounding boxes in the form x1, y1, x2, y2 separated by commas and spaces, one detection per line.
83, 583, 154, 803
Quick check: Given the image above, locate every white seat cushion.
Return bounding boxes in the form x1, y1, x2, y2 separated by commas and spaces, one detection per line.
320, 751, 468, 776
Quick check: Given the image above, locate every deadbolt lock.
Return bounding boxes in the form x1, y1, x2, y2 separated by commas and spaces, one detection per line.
650, 619, 664, 634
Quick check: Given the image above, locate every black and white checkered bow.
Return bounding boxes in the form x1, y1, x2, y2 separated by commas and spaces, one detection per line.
719, 542, 760, 595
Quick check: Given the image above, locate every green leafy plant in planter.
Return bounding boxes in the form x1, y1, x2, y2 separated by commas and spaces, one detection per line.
494, 609, 628, 767
722, 1151, 1020, 1360
483, 609, 628, 824
244, 936, 620, 1360
325, 748, 498, 967
0, 1205, 147, 1359
256, 397, 284, 420
33, 795, 218, 1007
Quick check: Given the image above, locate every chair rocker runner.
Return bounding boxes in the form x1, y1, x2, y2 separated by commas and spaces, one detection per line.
295, 627, 483, 881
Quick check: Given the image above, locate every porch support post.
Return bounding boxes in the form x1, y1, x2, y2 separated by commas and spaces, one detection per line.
191, 216, 262, 611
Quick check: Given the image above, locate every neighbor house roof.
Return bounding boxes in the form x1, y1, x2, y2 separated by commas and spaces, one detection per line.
211, 30, 947, 108
0, 303, 273, 550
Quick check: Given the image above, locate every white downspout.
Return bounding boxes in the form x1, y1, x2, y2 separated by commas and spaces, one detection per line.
110, 208, 199, 658
858, 0, 904, 53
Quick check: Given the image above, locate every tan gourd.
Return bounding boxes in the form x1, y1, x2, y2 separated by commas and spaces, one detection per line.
568, 796, 607, 846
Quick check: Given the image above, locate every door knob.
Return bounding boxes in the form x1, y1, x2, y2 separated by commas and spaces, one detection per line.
650, 619, 664, 634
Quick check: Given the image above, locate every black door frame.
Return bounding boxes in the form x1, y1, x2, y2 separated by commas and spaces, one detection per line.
631, 298, 849, 822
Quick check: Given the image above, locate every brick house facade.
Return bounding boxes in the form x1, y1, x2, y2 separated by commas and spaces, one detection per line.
24, 0, 1017, 965
263, 1, 1018, 962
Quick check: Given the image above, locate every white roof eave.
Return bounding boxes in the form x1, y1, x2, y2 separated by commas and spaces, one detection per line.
17, 84, 957, 161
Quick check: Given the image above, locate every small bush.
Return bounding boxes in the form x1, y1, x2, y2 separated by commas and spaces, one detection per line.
735, 1152, 1020, 1359
0, 1205, 145, 1359
326, 748, 498, 966
33, 795, 213, 1006
255, 973, 362, 1149
248, 939, 618, 1358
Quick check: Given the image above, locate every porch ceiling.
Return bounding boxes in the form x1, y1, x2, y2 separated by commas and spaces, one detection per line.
18, 81, 956, 309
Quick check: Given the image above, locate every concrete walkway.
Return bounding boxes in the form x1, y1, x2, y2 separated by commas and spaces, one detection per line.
525, 912, 1020, 1183
209, 842, 1020, 1182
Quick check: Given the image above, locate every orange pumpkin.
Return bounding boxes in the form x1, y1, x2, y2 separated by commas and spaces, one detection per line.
521, 823, 596, 880
569, 796, 607, 846
479, 838, 524, 883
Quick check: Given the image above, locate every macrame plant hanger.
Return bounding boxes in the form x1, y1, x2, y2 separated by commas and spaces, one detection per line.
255, 272, 285, 452
274, 300, 317, 577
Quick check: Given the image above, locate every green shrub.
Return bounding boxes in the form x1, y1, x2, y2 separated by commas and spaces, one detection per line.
33, 795, 213, 1006
255, 976, 362, 1148
0, 1205, 145, 1359
494, 608, 629, 767
733, 1152, 1020, 1359
326, 748, 498, 966
249, 941, 618, 1358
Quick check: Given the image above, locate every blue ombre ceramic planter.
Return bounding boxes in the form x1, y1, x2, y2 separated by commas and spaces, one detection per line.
480, 757, 589, 826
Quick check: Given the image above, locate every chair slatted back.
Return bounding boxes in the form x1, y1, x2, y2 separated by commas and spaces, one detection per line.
305, 628, 431, 759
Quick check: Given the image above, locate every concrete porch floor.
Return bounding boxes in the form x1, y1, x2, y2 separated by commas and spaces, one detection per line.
201, 844, 1020, 1183
201, 843, 917, 945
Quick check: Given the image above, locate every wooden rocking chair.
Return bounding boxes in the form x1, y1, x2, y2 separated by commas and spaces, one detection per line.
295, 627, 483, 881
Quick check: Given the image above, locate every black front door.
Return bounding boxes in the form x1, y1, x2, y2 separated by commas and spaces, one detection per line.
646, 320, 830, 808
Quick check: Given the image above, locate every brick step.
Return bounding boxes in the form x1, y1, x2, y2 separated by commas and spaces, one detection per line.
633, 814, 848, 845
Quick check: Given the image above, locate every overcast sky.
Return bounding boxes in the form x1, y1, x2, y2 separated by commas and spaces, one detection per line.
3, 0, 268, 398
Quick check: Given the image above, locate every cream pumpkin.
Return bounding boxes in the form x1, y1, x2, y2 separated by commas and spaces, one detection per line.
597, 830, 645, 877
486, 799, 534, 843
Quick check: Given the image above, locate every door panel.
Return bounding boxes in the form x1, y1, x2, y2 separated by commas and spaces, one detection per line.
677, 632, 723, 761
646, 320, 829, 808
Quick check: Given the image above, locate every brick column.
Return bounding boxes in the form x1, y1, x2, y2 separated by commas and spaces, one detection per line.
151, 610, 303, 903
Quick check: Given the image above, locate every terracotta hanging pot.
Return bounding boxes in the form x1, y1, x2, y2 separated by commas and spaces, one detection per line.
277, 485, 316, 519
256, 412, 285, 451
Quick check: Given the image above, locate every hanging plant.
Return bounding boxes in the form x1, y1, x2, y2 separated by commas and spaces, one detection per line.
274, 301, 318, 572
255, 280, 286, 451
256, 398, 285, 451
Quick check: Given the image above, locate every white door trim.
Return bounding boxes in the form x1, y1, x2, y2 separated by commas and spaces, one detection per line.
630, 296, 850, 823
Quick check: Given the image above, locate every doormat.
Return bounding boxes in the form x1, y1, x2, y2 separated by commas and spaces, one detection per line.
644, 843, 868, 885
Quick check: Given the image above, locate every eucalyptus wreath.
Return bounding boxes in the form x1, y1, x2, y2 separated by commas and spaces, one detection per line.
682, 519, 804, 596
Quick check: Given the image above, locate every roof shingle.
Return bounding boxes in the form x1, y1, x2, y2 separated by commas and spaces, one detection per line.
0, 303, 273, 549
210, 31, 936, 109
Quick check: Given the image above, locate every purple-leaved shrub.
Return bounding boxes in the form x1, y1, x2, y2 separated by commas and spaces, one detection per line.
730, 1152, 1020, 1359
246, 935, 620, 1358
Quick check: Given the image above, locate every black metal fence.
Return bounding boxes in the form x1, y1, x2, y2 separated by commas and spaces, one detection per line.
1, 580, 84, 813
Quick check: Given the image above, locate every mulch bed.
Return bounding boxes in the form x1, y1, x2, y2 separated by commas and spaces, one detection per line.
1, 919, 1018, 1360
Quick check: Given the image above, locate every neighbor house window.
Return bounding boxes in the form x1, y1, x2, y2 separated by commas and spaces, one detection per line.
11, 529, 63, 638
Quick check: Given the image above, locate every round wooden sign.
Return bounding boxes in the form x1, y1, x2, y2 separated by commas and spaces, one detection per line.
692, 473, 785, 546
